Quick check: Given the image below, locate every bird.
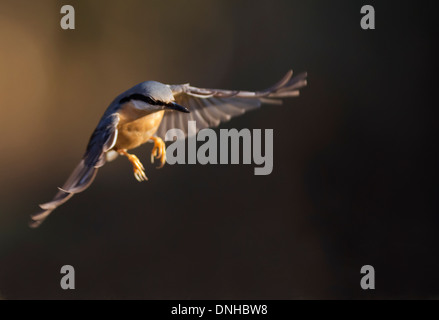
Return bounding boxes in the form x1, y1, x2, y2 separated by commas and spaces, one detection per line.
30, 70, 307, 228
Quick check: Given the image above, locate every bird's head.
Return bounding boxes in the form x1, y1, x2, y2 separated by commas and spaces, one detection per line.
119, 81, 189, 113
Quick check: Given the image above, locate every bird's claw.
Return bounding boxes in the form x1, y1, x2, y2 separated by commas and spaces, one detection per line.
133, 168, 148, 182
118, 150, 148, 182
129, 155, 147, 181
150, 137, 166, 169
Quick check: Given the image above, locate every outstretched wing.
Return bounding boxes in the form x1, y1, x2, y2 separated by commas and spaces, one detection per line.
155, 70, 307, 139
30, 113, 120, 228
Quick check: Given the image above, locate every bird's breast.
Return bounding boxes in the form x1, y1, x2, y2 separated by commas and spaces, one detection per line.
114, 104, 164, 150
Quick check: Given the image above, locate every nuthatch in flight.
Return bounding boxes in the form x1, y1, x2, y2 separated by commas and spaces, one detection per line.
30, 70, 307, 227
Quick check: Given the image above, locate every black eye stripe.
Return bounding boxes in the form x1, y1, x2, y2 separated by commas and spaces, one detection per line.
119, 94, 162, 105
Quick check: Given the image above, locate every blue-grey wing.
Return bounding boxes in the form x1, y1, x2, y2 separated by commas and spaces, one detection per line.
84, 113, 120, 167
156, 70, 307, 139
30, 113, 120, 228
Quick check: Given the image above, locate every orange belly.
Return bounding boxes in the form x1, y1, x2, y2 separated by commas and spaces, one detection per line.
115, 108, 165, 151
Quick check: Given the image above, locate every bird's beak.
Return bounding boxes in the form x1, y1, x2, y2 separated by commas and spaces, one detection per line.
165, 101, 190, 113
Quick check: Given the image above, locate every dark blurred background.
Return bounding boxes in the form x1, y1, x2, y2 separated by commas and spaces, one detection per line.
0, 0, 437, 299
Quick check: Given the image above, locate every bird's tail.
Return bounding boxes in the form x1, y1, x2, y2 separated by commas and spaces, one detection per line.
29, 158, 100, 228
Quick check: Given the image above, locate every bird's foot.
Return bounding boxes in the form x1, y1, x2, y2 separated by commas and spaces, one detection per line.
150, 136, 166, 168
118, 150, 148, 182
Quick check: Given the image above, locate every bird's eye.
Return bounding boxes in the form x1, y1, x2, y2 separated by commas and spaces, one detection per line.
146, 96, 156, 105
119, 94, 160, 106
